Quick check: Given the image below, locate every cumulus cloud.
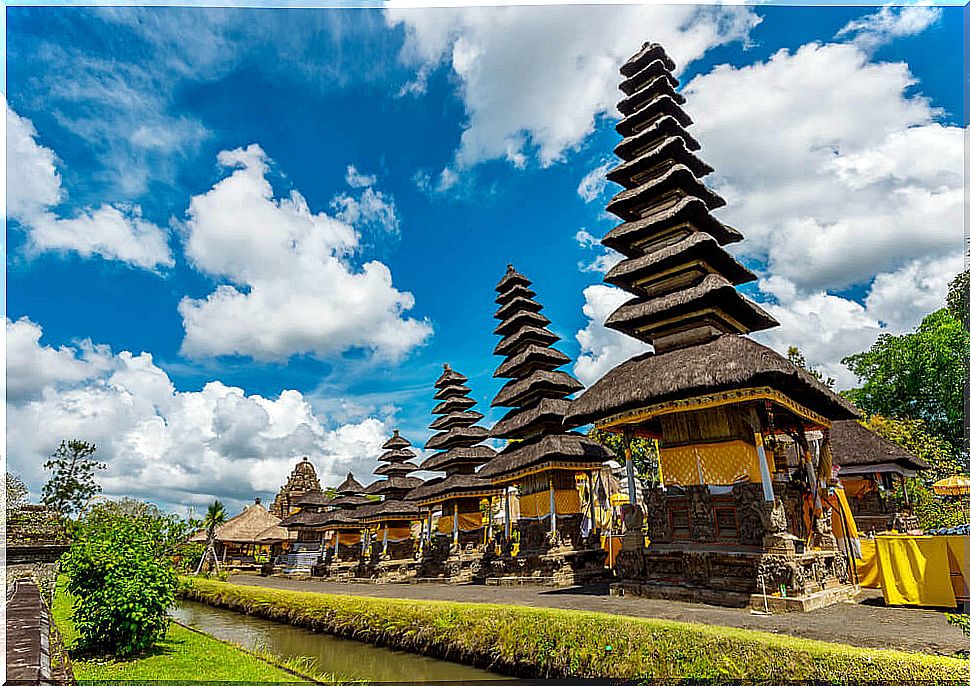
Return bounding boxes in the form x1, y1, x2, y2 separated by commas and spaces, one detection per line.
577, 160, 612, 203
837, 4, 941, 52
178, 144, 431, 361
575, 229, 622, 275
574, 284, 650, 387
6, 100, 173, 270
6, 316, 393, 512
385, 4, 760, 178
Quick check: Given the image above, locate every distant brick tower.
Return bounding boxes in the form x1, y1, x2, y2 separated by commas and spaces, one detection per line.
270, 457, 322, 518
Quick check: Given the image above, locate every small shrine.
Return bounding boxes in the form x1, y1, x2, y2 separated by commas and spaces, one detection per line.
565, 42, 860, 610
315, 472, 370, 580
407, 364, 502, 582
269, 457, 322, 518
480, 266, 611, 585
356, 431, 424, 581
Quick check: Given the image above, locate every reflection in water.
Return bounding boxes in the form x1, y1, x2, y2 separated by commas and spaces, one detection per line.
171, 600, 511, 683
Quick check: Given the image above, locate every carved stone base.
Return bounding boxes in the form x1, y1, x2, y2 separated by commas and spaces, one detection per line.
486, 544, 607, 587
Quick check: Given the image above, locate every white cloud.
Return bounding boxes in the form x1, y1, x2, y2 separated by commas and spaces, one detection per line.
837, 5, 941, 52
575, 229, 622, 275
6, 316, 392, 512
577, 160, 612, 203
178, 144, 431, 362
574, 284, 650, 387
345, 165, 377, 188
6, 100, 173, 270
385, 4, 760, 177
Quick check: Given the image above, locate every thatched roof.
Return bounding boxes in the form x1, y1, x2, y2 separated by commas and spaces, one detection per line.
602, 196, 742, 257
619, 56, 678, 96
432, 395, 476, 415
620, 41, 676, 78
496, 264, 531, 292
495, 283, 536, 306
435, 363, 467, 388
318, 509, 362, 528
433, 383, 471, 401
329, 494, 371, 509
606, 164, 725, 221
419, 445, 496, 472
494, 309, 552, 336
279, 509, 329, 528
356, 498, 421, 523
830, 420, 929, 473
478, 433, 611, 481
605, 273, 778, 343
608, 137, 713, 189
374, 461, 420, 476
363, 476, 423, 496
407, 473, 501, 505
495, 295, 542, 320
429, 410, 484, 430
618, 74, 683, 116
492, 369, 583, 408
605, 232, 755, 296
565, 334, 859, 429
254, 523, 297, 543
494, 344, 570, 379
292, 489, 333, 508
382, 430, 411, 450
191, 502, 282, 544
616, 99, 694, 141
425, 425, 490, 451
493, 325, 560, 357
490, 398, 570, 439
336, 472, 365, 495
378, 447, 417, 463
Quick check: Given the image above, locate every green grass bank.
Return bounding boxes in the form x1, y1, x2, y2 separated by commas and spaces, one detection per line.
52, 581, 315, 682
183, 577, 970, 683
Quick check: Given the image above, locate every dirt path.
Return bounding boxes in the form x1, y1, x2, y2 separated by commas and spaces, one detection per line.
229, 574, 967, 656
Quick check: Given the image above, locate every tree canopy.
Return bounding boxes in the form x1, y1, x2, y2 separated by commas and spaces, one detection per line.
42, 440, 106, 518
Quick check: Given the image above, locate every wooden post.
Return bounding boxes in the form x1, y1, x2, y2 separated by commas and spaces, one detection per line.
549, 475, 557, 535
504, 486, 512, 539
382, 523, 388, 555
427, 509, 434, 544
334, 532, 340, 559
623, 429, 638, 507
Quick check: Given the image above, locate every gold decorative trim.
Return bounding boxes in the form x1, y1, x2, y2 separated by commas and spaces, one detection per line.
490, 461, 605, 487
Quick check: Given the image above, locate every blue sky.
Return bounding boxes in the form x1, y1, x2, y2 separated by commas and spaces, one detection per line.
6, 3, 964, 513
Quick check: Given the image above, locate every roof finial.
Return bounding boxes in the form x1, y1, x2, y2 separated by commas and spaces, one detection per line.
506, 263, 515, 272
393, 429, 400, 436
254, 497, 261, 505
443, 363, 451, 371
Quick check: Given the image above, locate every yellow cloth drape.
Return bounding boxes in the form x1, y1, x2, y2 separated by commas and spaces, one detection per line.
842, 477, 877, 500
944, 536, 970, 600
659, 440, 760, 486
857, 539, 880, 588
336, 531, 361, 546
437, 515, 453, 534
824, 486, 861, 558
436, 512, 483, 534
382, 525, 412, 542
875, 535, 956, 608
518, 489, 582, 519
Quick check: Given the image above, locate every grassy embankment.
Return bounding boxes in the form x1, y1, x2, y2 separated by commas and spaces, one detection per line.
52, 581, 349, 683
184, 577, 970, 683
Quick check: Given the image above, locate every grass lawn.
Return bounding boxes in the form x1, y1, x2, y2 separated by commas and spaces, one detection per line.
184, 577, 970, 683
52, 581, 309, 682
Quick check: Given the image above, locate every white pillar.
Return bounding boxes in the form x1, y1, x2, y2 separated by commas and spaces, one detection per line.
623, 431, 638, 507
503, 487, 511, 539
452, 501, 459, 545
382, 524, 389, 555
334, 532, 340, 558
754, 432, 776, 502
549, 475, 557, 534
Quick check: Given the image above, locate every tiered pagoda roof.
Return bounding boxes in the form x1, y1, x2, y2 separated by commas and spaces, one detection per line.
408, 365, 500, 506
480, 266, 610, 482
357, 431, 422, 523
317, 471, 369, 529
566, 42, 856, 430
269, 456, 322, 518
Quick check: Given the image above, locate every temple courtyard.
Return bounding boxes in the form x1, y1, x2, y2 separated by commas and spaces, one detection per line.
229, 574, 966, 656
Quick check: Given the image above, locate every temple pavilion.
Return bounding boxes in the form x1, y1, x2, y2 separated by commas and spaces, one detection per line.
565, 42, 860, 610
315, 472, 370, 579
356, 430, 424, 580
407, 364, 502, 581
479, 266, 611, 584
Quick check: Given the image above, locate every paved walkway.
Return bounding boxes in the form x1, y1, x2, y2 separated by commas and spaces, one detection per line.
230, 574, 968, 656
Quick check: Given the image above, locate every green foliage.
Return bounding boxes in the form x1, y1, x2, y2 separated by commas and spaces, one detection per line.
843, 308, 970, 456
6, 471, 29, 511
787, 346, 835, 388
183, 578, 970, 681
947, 613, 970, 641
588, 428, 659, 484
947, 269, 969, 320
61, 499, 186, 656
41, 440, 106, 518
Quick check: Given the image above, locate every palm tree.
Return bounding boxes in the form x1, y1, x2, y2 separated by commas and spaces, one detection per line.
196, 500, 227, 574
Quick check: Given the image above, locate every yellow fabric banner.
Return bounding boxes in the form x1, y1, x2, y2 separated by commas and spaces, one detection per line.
336, 531, 361, 546
659, 440, 760, 486
382, 525, 412, 542
875, 535, 956, 608
857, 539, 880, 588
518, 489, 582, 519
824, 486, 861, 558
438, 515, 454, 534
458, 511, 483, 531
944, 536, 970, 600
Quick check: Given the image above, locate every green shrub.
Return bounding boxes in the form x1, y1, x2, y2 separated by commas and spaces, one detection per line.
61, 501, 183, 656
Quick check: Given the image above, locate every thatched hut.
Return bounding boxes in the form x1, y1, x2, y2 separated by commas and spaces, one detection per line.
189, 499, 282, 567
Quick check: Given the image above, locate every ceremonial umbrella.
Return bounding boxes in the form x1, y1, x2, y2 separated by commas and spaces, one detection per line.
934, 476, 970, 496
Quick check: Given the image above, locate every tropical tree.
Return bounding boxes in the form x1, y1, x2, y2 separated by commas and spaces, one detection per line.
787, 346, 835, 388
196, 500, 228, 573
41, 440, 106, 518
6, 471, 29, 512
588, 428, 660, 485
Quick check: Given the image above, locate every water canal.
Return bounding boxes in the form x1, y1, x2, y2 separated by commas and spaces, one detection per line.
172, 600, 513, 682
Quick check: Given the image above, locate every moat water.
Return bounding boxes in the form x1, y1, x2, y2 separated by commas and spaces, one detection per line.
171, 600, 513, 682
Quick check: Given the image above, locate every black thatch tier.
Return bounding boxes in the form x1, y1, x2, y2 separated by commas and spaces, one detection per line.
363, 476, 424, 496
478, 433, 611, 482
496, 265, 532, 292
565, 334, 858, 429
356, 498, 421, 523
495, 283, 537, 306
606, 165, 725, 221
605, 232, 756, 298
495, 295, 543, 320
318, 510, 362, 528
329, 494, 371, 509
279, 510, 328, 528
617, 74, 683, 117
378, 447, 417, 463
490, 397, 570, 440
829, 420, 929, 473
615, 115, 699, 166
494, 344, 571, 379
493, 325, 560, 357
424, 425, 490, 451
419, 445, 497, 472
608, 137, 713, 190
382, 430, 411, 450
374, 461, 419, 476
619, 57, 678, 96
292, 489, 332, 508
433, 383, 471, 401
492, 369, 584, 408
429, 410, 484, 430
406, 473, 501, 506
335, 472, 365, 495
616, 97, 693, 140
602, 196, 742, 258
435, 364, 467, 388
621, 42, 676, 78
493, 309, 551, 336
432, 395, 476, 414
605, 273, 778, 344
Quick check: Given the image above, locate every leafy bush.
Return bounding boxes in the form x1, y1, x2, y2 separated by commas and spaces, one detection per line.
61, 500, 185, 656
